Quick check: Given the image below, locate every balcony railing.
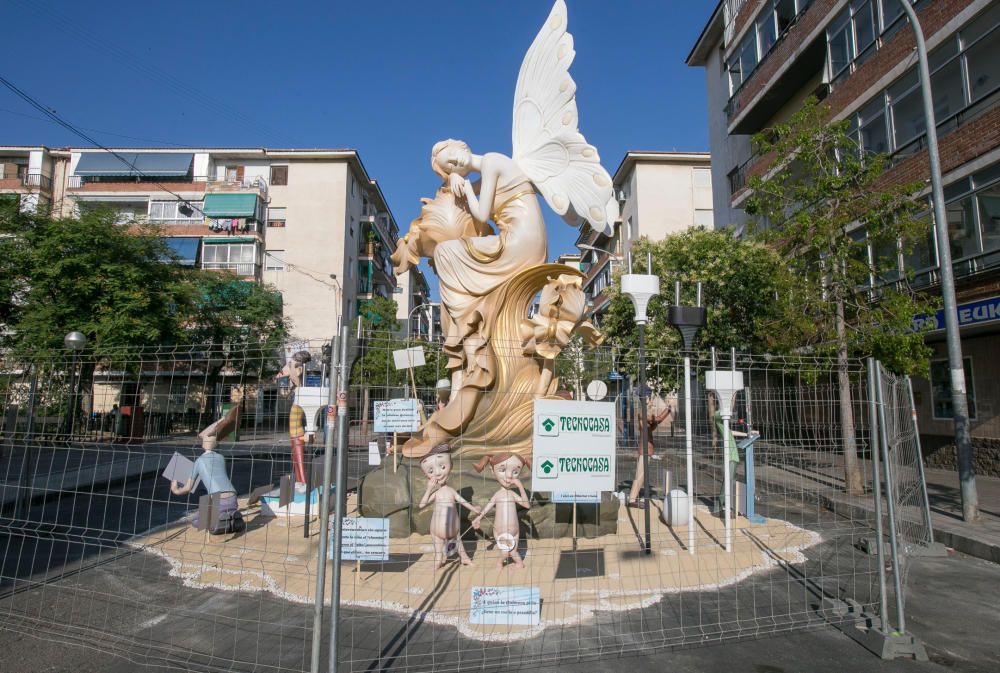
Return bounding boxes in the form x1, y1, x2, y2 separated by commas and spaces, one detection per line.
202, 262, 258, 277
20, 173, 53, 190
204, 175, 269, 200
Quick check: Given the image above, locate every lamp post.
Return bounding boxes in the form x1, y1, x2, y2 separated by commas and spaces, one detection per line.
621, 251, 659, 555
406, 302, 438, 342
63, 331, 87, 438
899, 1, 978, 522
328, 274, 342, 335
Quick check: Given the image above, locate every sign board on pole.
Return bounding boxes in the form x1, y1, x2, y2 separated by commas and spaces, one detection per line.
532, 400, 616, 493
392, 346, 426, 371
367, 441, 381, 466
373, 399, 421, 433
469, 586, 540, 625
331, 517, 390, 561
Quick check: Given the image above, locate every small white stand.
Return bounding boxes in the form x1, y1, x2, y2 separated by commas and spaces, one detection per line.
705, 370, 744, 553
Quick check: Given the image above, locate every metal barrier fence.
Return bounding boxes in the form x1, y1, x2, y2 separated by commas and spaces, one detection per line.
0, 336, 931, 672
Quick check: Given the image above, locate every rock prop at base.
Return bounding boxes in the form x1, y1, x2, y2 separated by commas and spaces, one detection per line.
359, 460, 618, 538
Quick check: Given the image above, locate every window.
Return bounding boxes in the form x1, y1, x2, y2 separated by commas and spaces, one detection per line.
757, 11, 777, 56
966, 32, 1000, 104
827, 12, 853, 79
945, 196, 980, 260
267, 207, 286, 228
854, 1, 877, 60
270, 165, 288, 186
775, 0, 796, 32
265, 250, 285, 271
149, 200, 203, 224
930, 357, 976, 420
976, 184, 1000, 253
202, 243, 256, 276
902, 215, 936, 273
858, 97, 888, 155
726, 0, 812, 97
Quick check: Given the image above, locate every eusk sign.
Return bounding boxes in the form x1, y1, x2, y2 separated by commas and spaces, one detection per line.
532, 400, 615, 493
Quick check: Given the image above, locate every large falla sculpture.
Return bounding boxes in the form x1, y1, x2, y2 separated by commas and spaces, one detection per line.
362, 0, 617, 535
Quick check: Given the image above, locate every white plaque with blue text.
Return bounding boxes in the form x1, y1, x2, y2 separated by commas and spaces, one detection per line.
469, 586, 540, 626
331, 517, 390, 561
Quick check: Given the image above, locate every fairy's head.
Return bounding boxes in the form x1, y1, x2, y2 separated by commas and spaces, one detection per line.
473, 452, 530, 489
431, 139, 473, 179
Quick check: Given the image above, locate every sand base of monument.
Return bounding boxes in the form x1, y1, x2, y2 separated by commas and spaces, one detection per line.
130, 495, 820, 642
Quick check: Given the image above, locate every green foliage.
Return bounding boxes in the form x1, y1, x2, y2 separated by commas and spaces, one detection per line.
744, 97, 935, 375
602, 227, 802, 384
0, 207, 288, 360
0, 208, 188, 357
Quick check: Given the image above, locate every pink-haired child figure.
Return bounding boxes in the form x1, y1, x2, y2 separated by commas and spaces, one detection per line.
471, 453, 531, 569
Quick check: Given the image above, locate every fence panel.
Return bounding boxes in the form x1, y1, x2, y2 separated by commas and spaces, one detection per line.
0, 337, 916, 672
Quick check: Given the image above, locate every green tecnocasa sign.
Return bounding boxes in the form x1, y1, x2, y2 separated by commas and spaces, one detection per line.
532, 399, 615, 492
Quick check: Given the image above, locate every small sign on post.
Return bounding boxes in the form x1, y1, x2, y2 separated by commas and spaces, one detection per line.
391, 346, 426, 370
373, 399, 421, 434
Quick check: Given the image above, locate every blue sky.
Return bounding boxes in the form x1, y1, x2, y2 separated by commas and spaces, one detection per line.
1, 0, 712, 296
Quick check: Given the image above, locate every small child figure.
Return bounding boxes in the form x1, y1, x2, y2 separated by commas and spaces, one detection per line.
418, 443, 480, 568
276, 350, 311, 394
471, 453, 531, 569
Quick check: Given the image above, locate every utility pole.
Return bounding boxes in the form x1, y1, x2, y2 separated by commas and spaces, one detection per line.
899, 0, 978, 521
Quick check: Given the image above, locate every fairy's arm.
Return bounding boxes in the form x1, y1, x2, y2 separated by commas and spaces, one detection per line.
460, 157, 499, 224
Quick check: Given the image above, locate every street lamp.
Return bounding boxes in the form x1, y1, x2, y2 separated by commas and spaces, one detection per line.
899, 1, 978, 522
329, 273, 342, 334
406, 302, 438, 342
63, 331, 87, 438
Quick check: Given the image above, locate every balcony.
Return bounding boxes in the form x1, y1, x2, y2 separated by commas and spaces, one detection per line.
202, 262, 258, 278
67, 174, 207, 193
204, 175, 269, 201
0, 170, 53, 192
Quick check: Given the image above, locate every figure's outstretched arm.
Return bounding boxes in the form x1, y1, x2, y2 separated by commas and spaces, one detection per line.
455, 492, 482, 515
473, 493, 499, 526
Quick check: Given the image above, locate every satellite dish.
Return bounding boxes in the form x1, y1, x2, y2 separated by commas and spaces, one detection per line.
586, 380, 608, 401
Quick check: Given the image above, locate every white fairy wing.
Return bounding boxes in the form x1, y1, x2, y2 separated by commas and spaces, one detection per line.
511, 0, 618, 235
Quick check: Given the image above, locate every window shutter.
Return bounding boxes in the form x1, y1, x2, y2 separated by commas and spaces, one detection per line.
236, 165, 245, 181
271, 165, 288, 186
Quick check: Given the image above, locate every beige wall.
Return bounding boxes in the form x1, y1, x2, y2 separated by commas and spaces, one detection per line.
264, 161, 352, 340
617, 157, 713, 259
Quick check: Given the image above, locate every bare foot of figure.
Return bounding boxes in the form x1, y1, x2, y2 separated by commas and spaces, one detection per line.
460, 556, 474, 566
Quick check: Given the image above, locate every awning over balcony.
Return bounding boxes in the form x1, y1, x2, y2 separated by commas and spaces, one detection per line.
75, 152, 193, 177
163, 237, 199, 266
202, 193, 258, 217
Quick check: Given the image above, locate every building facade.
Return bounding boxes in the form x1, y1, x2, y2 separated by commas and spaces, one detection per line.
575, 151, 713, 325
0, 146, 399, 341
688, 0, 1000, 466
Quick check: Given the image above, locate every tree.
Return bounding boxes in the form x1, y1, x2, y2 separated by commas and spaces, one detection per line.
602, 227, 804, 389
744, 97, 935, 495
0, 208, 189, 357
181, 270, 288, 352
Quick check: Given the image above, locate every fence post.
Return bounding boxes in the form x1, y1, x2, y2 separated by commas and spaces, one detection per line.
328, 325, 351, 673
904, 376, 935, 545
874, 363, 906, 634
866, 359, 890, 630
311, 333, 341, 673
14, 372, 39, 520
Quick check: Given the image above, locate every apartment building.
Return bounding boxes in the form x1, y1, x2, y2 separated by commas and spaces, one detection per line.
687, 0, 1000, 465
0, 146, 399, 341
575, 151, 713, 325
394, 268, 435, 340
0, 146, 58, 214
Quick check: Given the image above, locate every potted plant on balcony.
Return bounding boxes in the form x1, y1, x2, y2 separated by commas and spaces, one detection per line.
364, 229, 380, 257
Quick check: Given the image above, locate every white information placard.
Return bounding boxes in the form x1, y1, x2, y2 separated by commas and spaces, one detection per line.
533, 400, 616, 493
551, 491, 600, 504
469, 586, 540, 626
373, 399, 421, 433
392, 346, 426, 371
331, 517, 390, 561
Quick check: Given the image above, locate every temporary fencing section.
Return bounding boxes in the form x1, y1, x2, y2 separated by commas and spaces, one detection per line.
0, 335, 932, 672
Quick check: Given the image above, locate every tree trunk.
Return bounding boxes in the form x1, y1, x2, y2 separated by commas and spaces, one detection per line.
836, 297, 864, 495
